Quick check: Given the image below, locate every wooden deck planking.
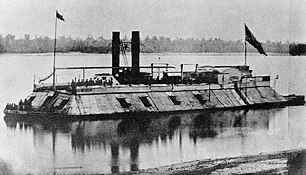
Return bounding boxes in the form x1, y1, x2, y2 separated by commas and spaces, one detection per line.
172, 91, 194, 111
213, 89, 235, 107
187, 91, 209, 109
91, 95, 104, 114
148, 92, 176, 111
260, 87, 287, 102
211, 90, 226, 108
31, 92, 49, 109
244, 88, 266, 104
200, 90, 223, 108
95, 94, 114, 114
198, 90, 216, 108
67, 97, 81, 115
239, 89, 256, 104
254, 88, 274, 103
211, 90, 228, 107
89, 95, 103, 114
138, 92, 160, 111
255, 87, 273, 103
223, 89, 242, 107
126, 93, 158, 112
75, 96, 85, 115
222, 89, 240, 106
108, 94, 128, 113
87, 95, 101, 114
262, 87, 281, 102
52, 94, 69, 108
242, 88, 259, 104
230, 89, 246, 106
125, 93, 144, 112
80, 96, 94, 115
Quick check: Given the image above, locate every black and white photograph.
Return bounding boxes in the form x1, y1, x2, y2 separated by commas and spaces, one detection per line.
0, 0, 306, 174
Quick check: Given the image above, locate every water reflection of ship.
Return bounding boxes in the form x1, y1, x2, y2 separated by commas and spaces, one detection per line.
4, 108, 281, 173
68, 109, 278, 172
69, 116, 181, 173
188, 109, 276, 142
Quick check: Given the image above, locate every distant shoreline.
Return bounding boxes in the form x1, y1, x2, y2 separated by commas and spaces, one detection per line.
0, 34, 297, 55
0, 52, 291, 56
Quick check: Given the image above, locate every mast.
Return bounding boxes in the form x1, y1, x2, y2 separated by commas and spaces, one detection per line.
53, 11, 57, 91
244, 40, 247, 65
244, 24, 247, 66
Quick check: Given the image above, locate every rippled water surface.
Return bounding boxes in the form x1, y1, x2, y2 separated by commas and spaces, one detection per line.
0, 53, 305, 174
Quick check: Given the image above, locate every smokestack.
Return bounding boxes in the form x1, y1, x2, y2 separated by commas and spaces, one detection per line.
131, 31, 140, 74
112, 32, 120, 75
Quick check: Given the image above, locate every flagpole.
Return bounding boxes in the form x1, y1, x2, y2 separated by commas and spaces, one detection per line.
244, 40, 247, 65
244, 24, 247, 66
53, 11, 57, 91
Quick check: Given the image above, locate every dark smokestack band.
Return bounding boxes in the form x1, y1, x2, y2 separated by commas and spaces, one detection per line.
112, 32, 120, 75
131, 31, 140, 74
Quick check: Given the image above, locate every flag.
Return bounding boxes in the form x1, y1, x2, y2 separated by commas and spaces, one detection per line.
56, 11, 65, 21
245, 24, 267, 56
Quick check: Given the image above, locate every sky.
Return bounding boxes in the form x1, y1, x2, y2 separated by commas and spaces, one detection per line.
0, 0, 305, 42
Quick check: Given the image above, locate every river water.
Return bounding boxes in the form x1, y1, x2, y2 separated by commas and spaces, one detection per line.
0, 53, 305, 175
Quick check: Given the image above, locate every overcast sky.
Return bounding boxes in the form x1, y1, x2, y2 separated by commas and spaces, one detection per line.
0, 0, 305, 42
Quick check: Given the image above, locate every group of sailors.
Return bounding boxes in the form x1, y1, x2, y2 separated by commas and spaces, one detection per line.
69, 77, 114, 94
71, 77, 114, 87
5, 99, 32, 111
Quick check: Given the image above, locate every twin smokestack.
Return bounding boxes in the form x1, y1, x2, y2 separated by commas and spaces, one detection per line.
112, 31, 140, 75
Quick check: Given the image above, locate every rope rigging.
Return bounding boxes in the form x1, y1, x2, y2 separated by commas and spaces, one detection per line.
38, 70, 84, 83
121, 42, 129, 66
105, 41, 164, 55
104, 40, 165, 67
140, 43, 165, 56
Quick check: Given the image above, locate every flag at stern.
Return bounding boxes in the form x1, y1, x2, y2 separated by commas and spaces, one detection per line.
245, 24, 267, 56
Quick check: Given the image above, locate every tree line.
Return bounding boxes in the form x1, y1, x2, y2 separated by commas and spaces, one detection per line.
0, 34, 110, 54
0, 34, 303, 55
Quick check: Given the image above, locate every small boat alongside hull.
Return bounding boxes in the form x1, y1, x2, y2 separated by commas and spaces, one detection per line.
284, 94, 305, 106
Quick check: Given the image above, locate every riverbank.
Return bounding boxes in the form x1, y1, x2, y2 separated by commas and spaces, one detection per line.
0, 52, 290, 57
116, 149, 305, 175
0, 34, 293, 55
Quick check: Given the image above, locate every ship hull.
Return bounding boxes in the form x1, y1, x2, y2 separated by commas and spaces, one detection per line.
3, 96, 288, 121
4, 79, 304, 120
